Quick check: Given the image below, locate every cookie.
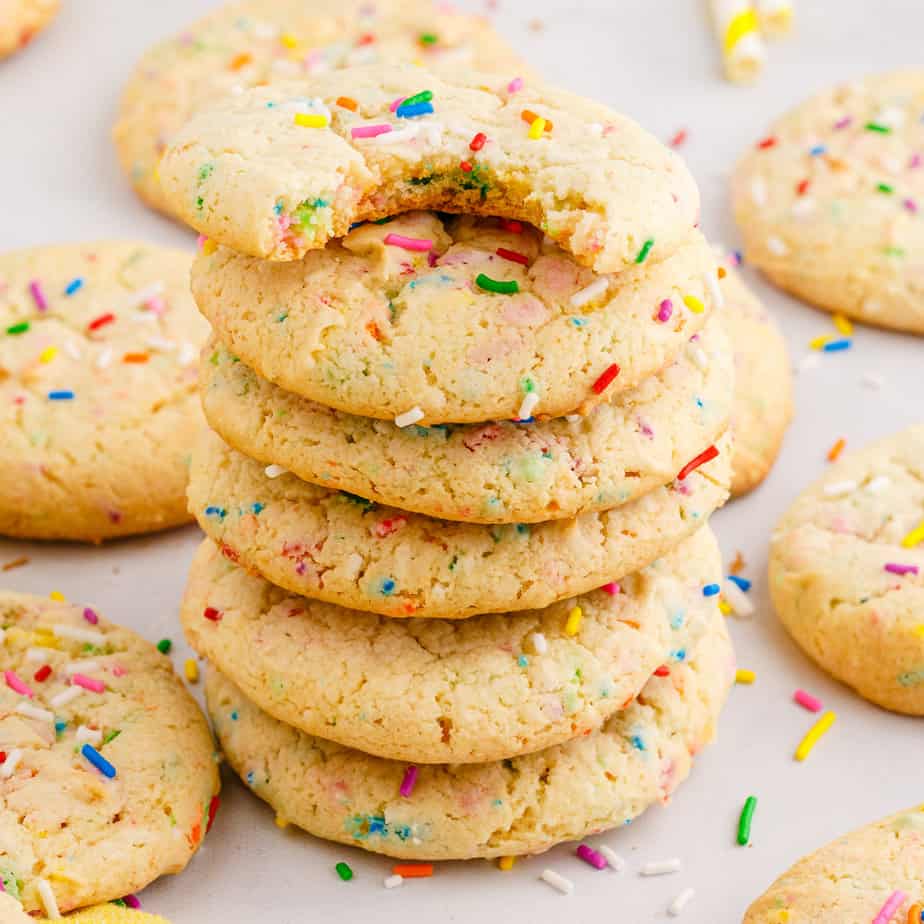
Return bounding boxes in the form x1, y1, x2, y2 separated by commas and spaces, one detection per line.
200, 314, 732, 522
769, 425, 924, 715
188, 430, 731, 619
0, 242, 209, 542
193, 212, 718, 424
0, 592, 219, 915
183, 526, 721, 763
744, 806, 924, 923
206, 603, 733, 860
719, 258, 792, 496
0, 0, 57, 59
732, 71, 924, 335
113, 0, 533, 220
159, 63, 700, 272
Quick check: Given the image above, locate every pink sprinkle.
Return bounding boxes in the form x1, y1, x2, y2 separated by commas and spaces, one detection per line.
793, 689, 823, 713
83, 607, 99, 625
872, 890, 907, 924
399, 765, 418, 797
196, 234, 207, 249
427, 250, 438, 267
29, 280, 48, 312
384, 233, 433, 252
834, 115, 853, 130
507, 76, 523, 94
123, 895, 141, 910
903, 198, 918, 213
576, 844, 607, 870
601, 582, 620, 595
112, 664, 127, 677
910, 153, 923, 169
351, 123, 392, 139
884, 563, 918, 576
5, 670, 33, 698
71, 674, 105, 693
389, 95, 407, 112
657, 299, 673, 322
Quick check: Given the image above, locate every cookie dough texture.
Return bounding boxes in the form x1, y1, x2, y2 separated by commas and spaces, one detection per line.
732, 70, 924, 334
0, 242, 209, 541
183, 527, 720, 763
113, 0, 532, 219
193, 212, 718, 423
160, 63, 700, 273
0, 0, 57, 59
719, 260, 792, 495
188, 430, 731, 619
200, 315, 732, 522
744, 807, 924, 923
0, 592, 218, 915
769, 425, 924, 715
206, 605, 733, 860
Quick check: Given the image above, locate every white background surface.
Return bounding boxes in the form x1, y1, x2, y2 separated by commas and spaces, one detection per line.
1, 1, 923, 921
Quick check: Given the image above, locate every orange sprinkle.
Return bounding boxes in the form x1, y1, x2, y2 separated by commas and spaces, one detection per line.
908, 904, 922, 924
2, 556, 29, 572
827, 438, 846, 462
717, 265, 727, 278
365, 321, 383, 341
393, 864, 433, 879
336, 96, 358, 112
729, 551, 746, 575
796, 178, 811, 196
520, 109, 552, 131
229, 52, 252, 70
122, 352, 149, 364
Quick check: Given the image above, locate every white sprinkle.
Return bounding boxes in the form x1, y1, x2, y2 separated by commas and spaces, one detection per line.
865, 475, 891, 495
65, 660, 99, 676
253, 21, 278, 39
342, 553, 364, 582
384, 874, 404, 889
570, 276, 610, 308
640, 857, 682, 876
750, 177, 767, 206
25, 646, 48, 662
95, 346, 113, 370
421, 121, 444, 147
50, 687, 83, 709
823, 479, 858, 496
36, 878, 61, 920
129, 281, 164, 309
597, 845, 626, 871
531, 632, 548, 654
862, 372, 885, 390
63, 342, 82, 360
863, 297, 883, 316
703, 270, 724, 309
75, 725, 102, 745
394, 406, 425, 428
722, 580, 755, 617
264, 463, 289, 479
310, 97, 332, 121
587, 122, 603, 137
16, 703, 53, 722
0, 748, 23, 778
540, 869, 574, 894
796, 353, 820, 373
669, 887, 696, 916
346, 45, 377, 66
877, 105, 906, 129
686, 343, 709, 373
766, 236, 789, 256
790, 197, 816, 218
230, 84, 245, 96
517, 391, 540, 421
178, 342, 198, 367
46, 624, 105, 644
147, 335, 176, 352
565, 414, 582, 424
374, 125, 419, 145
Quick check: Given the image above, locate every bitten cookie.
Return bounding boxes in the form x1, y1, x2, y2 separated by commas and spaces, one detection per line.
0, 0, 57, 59
188, 430, 731, 619
192, 212, 718, 423
769, 425, 924, 715
732, 71, 924, 334
0, 592, 219, 915
0, 242, 209, 542
206, 605, 733, 860
159, 63, 700, 271
113, 0, 531, 219
183, 527, 721, 763
744, 806, 924, 923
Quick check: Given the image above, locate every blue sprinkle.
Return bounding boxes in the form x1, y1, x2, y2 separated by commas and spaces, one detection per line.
47, 390, 75, 401
670, 648, 687, 662
251, 502, 265, 515
727, 575, 751, 592
273, 200, 284, 215
230, 710, 239, 721
630, 735, 646, 751
823, 338, 851, 352
64, 278, 84, 296
54, 719, 67, 736
246, 770, 255, 785
809, 144, 827, 156
702, 583, 721, 597
81, 743, 116, 778
517, 654, 528, 668
670, 611, 685, 630
379, 578, 396, 596
396, 101, 434, 118
570, 317, 588, 327
204, 505, 227, 520
516, 417, 535, 424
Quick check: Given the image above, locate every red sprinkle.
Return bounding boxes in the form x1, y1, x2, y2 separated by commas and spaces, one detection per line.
796, 179, 811, 196
670, 128, 688, 148
496, 247, 529, 266
757, 136, 778, 149
87, 312, 115, 332
373, 516, 407, 538
653, 665, 671, 677
459, 160, 473, 173
676, 444, 719, 481
0, 752, 5, 764
500, 220, 523, 233
206, 795, 221, 833
33, 665, 52, 683
469, 132, 487, 151
591, 363, 621, 395
203, 607, 223, 622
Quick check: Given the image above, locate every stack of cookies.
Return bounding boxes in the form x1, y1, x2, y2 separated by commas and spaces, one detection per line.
163, 63, 737, 861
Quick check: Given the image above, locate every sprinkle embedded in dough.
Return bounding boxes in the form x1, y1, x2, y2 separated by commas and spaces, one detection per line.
517, 391, 540, 421
47, 624, 106, 645
822, 479, 858, 496
36, 878, 60, 920
49, 686, 83, 709
15, 702, 53, 722
394, 406, 425, 428
264, 464, 288, 479
766, 236, 789, 256
0, 748, 23, 778
750, 176, 768, 206
865, 475, 891, 494
75, 725, 103, 745
570, 276, 610, 308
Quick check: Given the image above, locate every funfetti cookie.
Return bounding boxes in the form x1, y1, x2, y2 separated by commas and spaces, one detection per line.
744, 806, 924, 923
188, 430, 731, 619
769, 425, 924, 715
113, 0, 532, 220
733, 71, 924, 335
0, 0, 57, 59
206, 604, 733, 860
0, 242, 209, 542
193, 214, 719, 424
200, 314, 732, 523
159, 63, 701, 272
0, 592, 219, 916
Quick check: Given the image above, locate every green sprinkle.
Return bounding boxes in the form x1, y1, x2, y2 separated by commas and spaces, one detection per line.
476, 273, 519, 295
865, 122, 890, 133
419, 32, 438, 45
6, 322, 29, 335
635, 238, 654, 263
521, 377, 536, 394
877, 182, 894, 194
401, 90, 433, 107
884, 246, 906, 257
737, 795, 757, 845
335, 861, 353, 881
103, 729, 121, 746
157, 639, 172, 655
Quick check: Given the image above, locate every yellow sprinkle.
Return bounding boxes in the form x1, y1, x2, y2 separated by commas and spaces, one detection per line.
794, 710, 836, 761
49, 591, 66, 602
724, 8, 758, 52
294, 112, 329, 129
735, 668, 756, 684
279, 32, 299, 48
184, 659, 199, 683
528, 116, 546, 140
901, 518, 924, 548
565, 605, 583, 636
718, 600, 732, 615
498, 856, 516, 871
202, 239, 218, 256
39, 346, 58, 363
912, 624, 924, 639
832, 313, 853, 335
683, 294, 705, 314
275, 814, 290, 829
809, 335, 831, 350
